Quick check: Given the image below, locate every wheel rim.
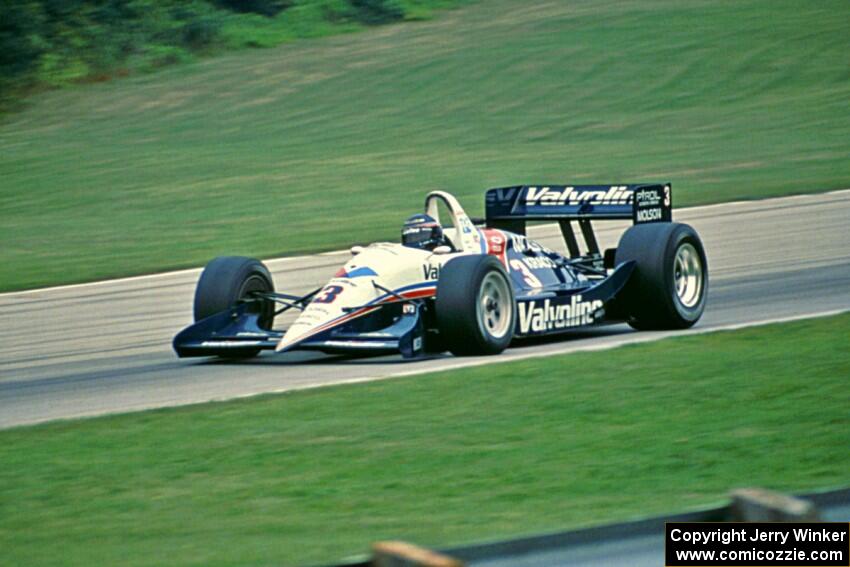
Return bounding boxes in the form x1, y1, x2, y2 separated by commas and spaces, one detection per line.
238, 274, 269, 298
673, 243, 703, 308
239, 274, 273, 328
477, 272, 512, 339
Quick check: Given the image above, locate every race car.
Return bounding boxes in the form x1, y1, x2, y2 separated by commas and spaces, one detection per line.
173, 184, 707, 359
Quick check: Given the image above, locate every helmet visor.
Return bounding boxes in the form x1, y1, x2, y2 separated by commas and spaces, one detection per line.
402, 225, 438, 248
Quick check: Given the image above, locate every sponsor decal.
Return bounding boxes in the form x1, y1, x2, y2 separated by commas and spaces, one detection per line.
485, 232, 504, 252
633, 185, 670, 224
517, 294, 603, 333
635, 188, 661, 206
509, 234, 556, 255
489, 187, 519, 203
636, 208, 663, 222
522, 256, 557, 270
458, 215, 477, 234
525, 186, 633, 206
483, 228, 508, 266
422, 263, 441, 280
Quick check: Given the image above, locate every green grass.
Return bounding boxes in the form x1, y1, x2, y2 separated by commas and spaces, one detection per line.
1, 313, 848, 566
1, 0, 849, 291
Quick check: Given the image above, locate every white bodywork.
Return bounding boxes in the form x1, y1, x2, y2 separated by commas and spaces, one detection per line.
276, 191, 487, 352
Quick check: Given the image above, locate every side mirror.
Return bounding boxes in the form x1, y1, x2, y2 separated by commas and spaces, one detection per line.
350, 245, 364, 255
432, 245, 452, 255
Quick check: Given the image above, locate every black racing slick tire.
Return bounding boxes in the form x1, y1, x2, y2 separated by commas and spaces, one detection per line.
193, 256, 275, 358
435, 255, 515, 356
615, 222, 708, 330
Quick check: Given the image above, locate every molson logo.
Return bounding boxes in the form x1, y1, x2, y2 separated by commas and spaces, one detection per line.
517, 295, 604, 333
525, 186, 633, 206
636, 208, 662, 222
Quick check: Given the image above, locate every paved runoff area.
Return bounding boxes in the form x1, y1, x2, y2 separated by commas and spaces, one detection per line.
1, 190, 849, 428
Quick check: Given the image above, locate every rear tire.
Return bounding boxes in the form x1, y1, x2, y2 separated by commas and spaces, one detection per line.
435, 256, 515, 356
615, 223, 708, 329
193, 256, 275, 358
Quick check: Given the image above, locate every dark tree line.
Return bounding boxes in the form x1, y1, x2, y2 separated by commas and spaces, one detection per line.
0, 0, 410, 109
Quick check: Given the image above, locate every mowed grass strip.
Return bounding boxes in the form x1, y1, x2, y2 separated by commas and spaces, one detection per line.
1, 0, 850, 291
1, 314, 848, 566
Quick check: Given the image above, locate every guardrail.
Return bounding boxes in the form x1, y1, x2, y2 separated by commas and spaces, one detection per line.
316, 486, 850, 567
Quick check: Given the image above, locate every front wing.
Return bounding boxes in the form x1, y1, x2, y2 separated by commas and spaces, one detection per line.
173, 302, 427, 359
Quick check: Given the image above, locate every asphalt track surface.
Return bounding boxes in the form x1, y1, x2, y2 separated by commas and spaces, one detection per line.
1, 190, 849, 429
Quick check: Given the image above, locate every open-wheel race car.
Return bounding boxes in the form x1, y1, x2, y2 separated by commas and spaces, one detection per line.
173, 183, 707, 359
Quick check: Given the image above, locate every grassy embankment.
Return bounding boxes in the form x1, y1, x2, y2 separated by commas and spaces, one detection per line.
1, 0, 849, 291
1, 313, 848, 566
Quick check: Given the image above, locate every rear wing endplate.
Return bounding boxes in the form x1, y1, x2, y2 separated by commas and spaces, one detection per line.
485, 183, 672, 258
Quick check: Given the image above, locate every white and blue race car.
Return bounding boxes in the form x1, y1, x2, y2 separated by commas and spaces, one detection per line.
173, 184, 707, 359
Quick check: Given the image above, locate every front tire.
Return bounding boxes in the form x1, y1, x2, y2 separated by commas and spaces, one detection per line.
615, 223, 708, 329
193, 256, 275, 358
435, 256, 515, 356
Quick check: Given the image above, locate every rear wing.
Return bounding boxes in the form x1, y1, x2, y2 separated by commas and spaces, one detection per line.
486, 184, 671, 225
485, 183, 672, 259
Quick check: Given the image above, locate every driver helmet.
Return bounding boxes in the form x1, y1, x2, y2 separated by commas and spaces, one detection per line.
401, 214, 447, 250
